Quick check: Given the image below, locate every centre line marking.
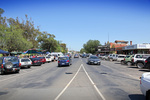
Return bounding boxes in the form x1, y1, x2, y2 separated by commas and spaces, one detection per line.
82, 64, 106, 100
54, 64, 82, 100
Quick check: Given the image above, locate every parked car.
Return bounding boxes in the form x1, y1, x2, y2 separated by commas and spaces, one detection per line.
140, 72, 150, 99
122, 55, 134, 66
108, 54, 113, 61
87, 55, 101, 65
117, 55, 126, 63
58, 56, 72, 67
30, 58, 42, 66
82, 54, 87, 58
144, 57, 150, 69
74, 54, 79, 58
0, 56, 21, 74
45, 56, 52, 63
19, 58, 32, 68
111, 54, 118, 61
131, 54, 150, 68
38, 57, 46, 64
46, 54, 55, 61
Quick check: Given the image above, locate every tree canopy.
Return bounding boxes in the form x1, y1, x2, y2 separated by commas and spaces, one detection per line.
82, 40, 101, 54
0, 8, 67, 53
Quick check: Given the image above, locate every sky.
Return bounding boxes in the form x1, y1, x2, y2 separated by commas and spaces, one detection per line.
1, 0, 150, 51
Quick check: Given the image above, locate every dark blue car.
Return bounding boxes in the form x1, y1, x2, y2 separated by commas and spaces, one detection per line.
58, 56, 72, 67
0, 56, 20, 74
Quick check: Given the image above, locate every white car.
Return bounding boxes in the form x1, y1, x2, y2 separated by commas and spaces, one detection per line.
117, 55, 126, 62
140, 72, 150, 99
45, 56, 52, 63
19, 58, 32, 68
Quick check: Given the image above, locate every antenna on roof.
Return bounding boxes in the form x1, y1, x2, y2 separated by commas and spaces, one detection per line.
108, 32, 109, 42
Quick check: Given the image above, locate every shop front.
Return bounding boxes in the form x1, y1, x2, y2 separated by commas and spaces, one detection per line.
122, 44, 150, 55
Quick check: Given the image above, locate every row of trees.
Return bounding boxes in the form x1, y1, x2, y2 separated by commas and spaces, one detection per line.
0, 8, 67, 53
80, 40, 102, 54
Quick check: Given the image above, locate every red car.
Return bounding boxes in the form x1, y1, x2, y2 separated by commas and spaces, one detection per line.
38, 57, 46, 64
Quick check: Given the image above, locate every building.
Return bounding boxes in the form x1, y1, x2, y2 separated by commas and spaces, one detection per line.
122, 43, 150, 54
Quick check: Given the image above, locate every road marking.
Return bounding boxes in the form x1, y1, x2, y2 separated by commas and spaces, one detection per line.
82, 64, 106, 100
54, 64, 82, 100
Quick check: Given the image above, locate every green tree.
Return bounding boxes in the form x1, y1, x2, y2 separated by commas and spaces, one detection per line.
37, 32, 58, 52
5, 25, 33, 52
83, 40, 101, 54
80, 48, 86, 53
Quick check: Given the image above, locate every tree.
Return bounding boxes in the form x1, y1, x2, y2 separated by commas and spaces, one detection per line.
37, 32, 58, 52
83, 40, 101, 54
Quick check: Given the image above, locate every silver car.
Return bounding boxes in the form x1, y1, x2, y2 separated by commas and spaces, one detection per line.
87, 55, 101, 65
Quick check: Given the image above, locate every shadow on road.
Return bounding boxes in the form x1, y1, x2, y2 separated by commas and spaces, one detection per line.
139, 69, 150, 72
129, 94, 145, 100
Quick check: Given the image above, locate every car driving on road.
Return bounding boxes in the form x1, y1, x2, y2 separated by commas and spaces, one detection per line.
87, 55, 101, 65
58, 56, 72, 67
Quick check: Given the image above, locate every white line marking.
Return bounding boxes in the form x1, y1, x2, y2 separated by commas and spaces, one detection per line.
82, 64, 106, 100
54, 64, 82, 100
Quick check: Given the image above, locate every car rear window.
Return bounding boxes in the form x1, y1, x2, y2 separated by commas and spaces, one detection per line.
118, 56, 125, 58
4, 57, 18, 62
21, 59, 30, 62
59, 57, 68, 60
46, 56, 50, 58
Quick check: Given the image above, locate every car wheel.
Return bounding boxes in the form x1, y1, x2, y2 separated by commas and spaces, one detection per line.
28, 66, 31, 68
146, 91, 150, 100
137, 63, 144, 69
16, 71, 20, 73
0, 70, 4, 75
127, 62, 131, 66
121, 61, 124, 65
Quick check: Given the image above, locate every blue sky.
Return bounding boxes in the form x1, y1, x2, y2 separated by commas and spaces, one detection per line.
1, 0, 150, 51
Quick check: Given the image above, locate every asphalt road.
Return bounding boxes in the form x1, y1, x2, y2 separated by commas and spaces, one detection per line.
0, 57, 147, 100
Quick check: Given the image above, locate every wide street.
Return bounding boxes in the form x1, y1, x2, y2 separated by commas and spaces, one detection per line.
0, 57, 147, 100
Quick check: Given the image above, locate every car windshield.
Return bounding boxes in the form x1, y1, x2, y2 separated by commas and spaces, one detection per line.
59, 57, 68, 60
4, 57, 18, 62
21, 59, 30, 62
90, 56, 98, 59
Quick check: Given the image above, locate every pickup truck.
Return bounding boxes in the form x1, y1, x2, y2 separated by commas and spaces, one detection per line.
140, 72, 150, 100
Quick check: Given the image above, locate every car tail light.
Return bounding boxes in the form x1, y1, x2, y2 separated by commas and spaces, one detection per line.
31, 62, 32, 64
58, 61, 60, 63
1, 64, 3, 68
34, 61, 37, 63
19, 63, 21, 67
132, 59, 134, 62
67, 60, 69, 62
124, 58, 125, 61
145, 60, 148, 63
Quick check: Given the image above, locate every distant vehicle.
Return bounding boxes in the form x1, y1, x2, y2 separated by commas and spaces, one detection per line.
144, 57, 150, 69
140, 72, 150, 99
51, 52, 64, 57
82, 54, 87, 58
74, 54, 79, 58
87, 55, 101, 65
30, 58, 42, 66
19, 58, 32, 68
117, 55, 126, 63
45, 56, 52, 63
58, 56, 72, 67
122, 55, 134, 66
0, 56, 21, 74
38, 57, 46, 64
